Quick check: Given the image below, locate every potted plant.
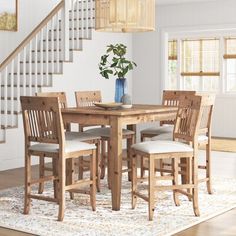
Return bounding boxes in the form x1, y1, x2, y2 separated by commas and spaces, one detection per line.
98, 43, 137, 102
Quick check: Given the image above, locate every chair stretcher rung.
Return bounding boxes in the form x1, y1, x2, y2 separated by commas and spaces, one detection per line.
29, 194, 58, 203
134, 192, 149, 202
30, 175, 58, 184
65, 179, 92, 191
155, 184, 194, 191
198, 165, 207, 169
67, 189, 90, 195
198, 177, 209, 183
175, 189, 193, 199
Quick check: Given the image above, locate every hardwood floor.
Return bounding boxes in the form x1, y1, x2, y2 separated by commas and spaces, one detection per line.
0, 150, 235, 236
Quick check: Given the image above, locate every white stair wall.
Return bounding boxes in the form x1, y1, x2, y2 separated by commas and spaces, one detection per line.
0, 0, 95, 143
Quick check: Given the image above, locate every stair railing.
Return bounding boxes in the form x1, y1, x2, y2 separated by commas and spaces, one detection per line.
0, 0, 95, 143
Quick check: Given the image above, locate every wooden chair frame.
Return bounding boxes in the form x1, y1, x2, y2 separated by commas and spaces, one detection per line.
21, 96, 96, 221
140, 90, 196, 177
74, 90, 135, 188
131, 94, 203, 220
36, 92, 101, 192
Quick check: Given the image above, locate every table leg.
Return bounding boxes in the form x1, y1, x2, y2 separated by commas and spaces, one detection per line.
110, 117, 122, 210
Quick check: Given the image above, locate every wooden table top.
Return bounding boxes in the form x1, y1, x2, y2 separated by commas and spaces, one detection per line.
62, 104, 178, 116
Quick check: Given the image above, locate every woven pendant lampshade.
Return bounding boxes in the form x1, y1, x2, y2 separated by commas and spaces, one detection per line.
95, 0, 155, 33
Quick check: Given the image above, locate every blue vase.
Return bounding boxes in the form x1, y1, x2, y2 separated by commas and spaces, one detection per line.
115, 78, 127, 103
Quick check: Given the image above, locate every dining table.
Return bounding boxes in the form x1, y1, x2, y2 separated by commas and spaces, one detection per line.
62, 104, 177, 211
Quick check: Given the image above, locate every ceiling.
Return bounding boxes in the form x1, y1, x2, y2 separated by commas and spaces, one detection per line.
156, 0, 219, 5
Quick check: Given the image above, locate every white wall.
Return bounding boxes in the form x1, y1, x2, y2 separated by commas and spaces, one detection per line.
0, 0, 59, 63
133, 0, 236, 138
0, 29, 132, 171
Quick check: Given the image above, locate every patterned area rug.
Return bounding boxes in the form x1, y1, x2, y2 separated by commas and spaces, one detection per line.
0, 175, 235, 236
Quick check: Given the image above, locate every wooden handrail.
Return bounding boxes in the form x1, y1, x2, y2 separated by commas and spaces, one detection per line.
0, 0, 64, 71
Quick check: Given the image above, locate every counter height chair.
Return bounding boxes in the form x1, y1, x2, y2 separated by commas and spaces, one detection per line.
131, 94, 203, 220
21, 96, 97, 221
36, 92, 101, 192
75, 90, 135, 188
140, 90, 196, 177
151, 94, 215, 194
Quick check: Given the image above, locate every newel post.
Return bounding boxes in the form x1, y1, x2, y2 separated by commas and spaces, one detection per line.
61, 0, 70, 61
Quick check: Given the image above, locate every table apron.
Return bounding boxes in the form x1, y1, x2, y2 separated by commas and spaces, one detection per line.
62, 113, 110, 125
119, 112, 176, 126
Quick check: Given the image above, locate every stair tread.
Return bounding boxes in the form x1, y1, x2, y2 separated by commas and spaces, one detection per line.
20, 60, 63, 63
69, 8, 95, 13
1, 125, 18, 129
1, 97, 17, 101
1, 111, 19, 115
13, 72, 52, 75
51, 27, 93, 31
32, 49, 74, 52
44, 38, 86, 42
1, 84, 43, 88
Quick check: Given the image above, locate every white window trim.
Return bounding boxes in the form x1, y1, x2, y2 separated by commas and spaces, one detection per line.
160, 23, 236, 97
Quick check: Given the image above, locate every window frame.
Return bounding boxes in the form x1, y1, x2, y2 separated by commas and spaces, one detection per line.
165, 32, 236, 96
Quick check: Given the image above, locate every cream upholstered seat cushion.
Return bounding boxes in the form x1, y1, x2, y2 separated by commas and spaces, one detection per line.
65, 131, 100, 141
140, 125, 174, 136
132, 140, 193, 154
151, 133, 208, 142
29, 140, 96, 153
84, 127, 135, 138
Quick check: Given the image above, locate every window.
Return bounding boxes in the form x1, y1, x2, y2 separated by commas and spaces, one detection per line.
224, 38, 236, 92
181, 38, 220, 92
168, 40, 178, 89
167, 36, 236, 94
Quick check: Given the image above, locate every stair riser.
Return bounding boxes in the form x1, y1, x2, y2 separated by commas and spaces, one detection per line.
18, 62, 63, 74
48, 29, 91, 40
1, 86, 43, 98
2, 74, 52, 84
41, 38, 83, 51
28, 51, 73, 62
38, 40, 82, 51
0, 129, 5, 142
27, 51, 63, 61
1, 100, 19, 114
0, 114, 18, 127
1, 79, 52, 88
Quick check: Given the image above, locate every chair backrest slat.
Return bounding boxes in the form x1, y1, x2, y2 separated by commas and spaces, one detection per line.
75, 91, 102, 107
21, 96, 64, 144
161, 90, 196, 126
173, 95, 203, 143
36, 92, 67, 109
36, 92, 70, 131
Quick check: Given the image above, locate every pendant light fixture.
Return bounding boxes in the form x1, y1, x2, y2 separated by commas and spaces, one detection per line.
95, 0, 155, 33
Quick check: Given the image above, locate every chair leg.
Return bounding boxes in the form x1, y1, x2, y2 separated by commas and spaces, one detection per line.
131, 152, 137, 209
148, 157, 155, 221
192, 154, 200, 217
140, 135, 145, 178
38, 155, 44, 194
66, 159, 74, 200
95, 141, 101, 192
100, 140, 106, 179
206, 142, 213, 194
127, 135, 134, 181
186, 158, 192, 201
172, 158, 180, 206
78, 157, 84, 180
159, 159, 164, 176
90, 150, 96, 211
107, 140, 112, 189
58, 156, 65, 221
24, 153, 31, 215
53, 158, 59, 199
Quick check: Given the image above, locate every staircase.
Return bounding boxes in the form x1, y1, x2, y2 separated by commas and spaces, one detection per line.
0, 0, 95, 143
